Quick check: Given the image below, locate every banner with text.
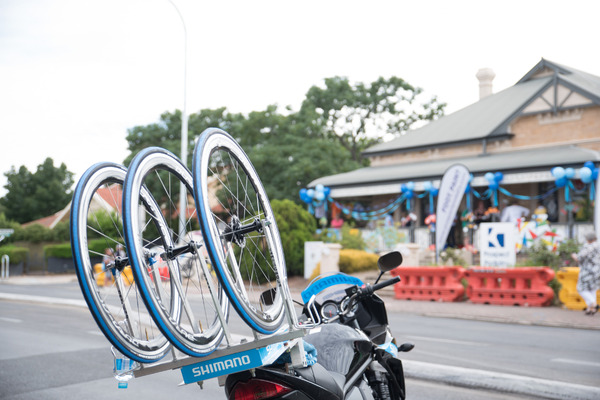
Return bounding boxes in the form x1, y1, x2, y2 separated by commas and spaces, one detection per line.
436, 164, 470, 255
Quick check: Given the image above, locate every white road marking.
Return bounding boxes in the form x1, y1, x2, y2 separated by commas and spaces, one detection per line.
552, 358, 600, 368
405, 335, 489, 347
0, 316, 22, 323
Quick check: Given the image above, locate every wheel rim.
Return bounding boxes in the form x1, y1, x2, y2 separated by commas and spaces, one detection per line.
123, 148, 228, 357
194, 129, 286, 334
70, 163, 169, 362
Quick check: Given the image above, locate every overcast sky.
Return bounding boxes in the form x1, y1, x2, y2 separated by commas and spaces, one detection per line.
1, 0, 599, 197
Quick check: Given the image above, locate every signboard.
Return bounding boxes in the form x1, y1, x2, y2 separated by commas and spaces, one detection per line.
0, 229, 14, 237
436, 164, 470, 257
304, 241, 324, 279
180, 341, 288, 384
479, 223, 516, 267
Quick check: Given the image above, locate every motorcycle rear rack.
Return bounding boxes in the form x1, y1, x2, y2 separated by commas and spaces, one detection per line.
119, 265, 315, 386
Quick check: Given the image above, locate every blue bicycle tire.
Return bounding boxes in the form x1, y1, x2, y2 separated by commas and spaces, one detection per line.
70, 162, 170, 362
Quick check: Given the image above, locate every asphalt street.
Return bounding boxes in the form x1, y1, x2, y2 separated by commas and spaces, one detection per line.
1, 275, 600, 399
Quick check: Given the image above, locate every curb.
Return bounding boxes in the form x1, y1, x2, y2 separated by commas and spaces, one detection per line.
0, 292, 87, 308
404, 360, 600, 400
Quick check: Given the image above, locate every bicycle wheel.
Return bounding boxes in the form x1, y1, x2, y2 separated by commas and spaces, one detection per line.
123, 147, 229, 357
70, 162, 170, 362
193, 128, 286, 334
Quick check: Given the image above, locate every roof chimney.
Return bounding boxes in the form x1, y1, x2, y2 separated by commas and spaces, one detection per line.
476, 68, 495, 100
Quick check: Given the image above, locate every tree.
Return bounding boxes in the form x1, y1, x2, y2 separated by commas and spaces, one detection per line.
300, 76, 446, 162
271, 199, 316, 276
125, 108, 246, 168
0, 158, 74, 223
248, 131, 361, 202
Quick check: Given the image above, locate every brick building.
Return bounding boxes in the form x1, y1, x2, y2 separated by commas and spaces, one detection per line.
309, 59, 600, 248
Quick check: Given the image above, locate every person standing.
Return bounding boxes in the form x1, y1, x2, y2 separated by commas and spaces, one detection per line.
500, 200, 530, 224
103, 248, 115, 287
571, 232, 600, 315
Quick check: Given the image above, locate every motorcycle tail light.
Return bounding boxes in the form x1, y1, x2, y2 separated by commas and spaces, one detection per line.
232, 379, 292, 400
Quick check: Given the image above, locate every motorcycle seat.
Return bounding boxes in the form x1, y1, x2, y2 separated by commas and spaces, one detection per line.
295, 362, 345, 399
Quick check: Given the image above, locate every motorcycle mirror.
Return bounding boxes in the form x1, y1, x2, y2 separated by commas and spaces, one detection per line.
377, 251, 403, 273
259, 287, 277, 307
398, 342, 414, 352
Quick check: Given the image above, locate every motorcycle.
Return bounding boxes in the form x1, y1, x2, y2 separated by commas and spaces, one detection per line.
224, 251, 413, 400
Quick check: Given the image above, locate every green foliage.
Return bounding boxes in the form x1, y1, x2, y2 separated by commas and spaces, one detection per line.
556, 239, 580, 268
521, 241, 560, 269
124, 75, 444, 206
125, 108, 247, 169
317, 224, 366, 251
439, 248, 467, 267
52, 221, 71, 242
339, 224, 366, 250
0, 213, 22, 244
338, 249, 378, 273
16, 224, 55, 243
87, 210, 123, 243
271, 199, 316, 276
88, 238, 116, 256
44, 242, 72, 259
248, 133, 362, 203
299, 76, 446, 162
0, 244, 29, 264
0, 158, 73, 223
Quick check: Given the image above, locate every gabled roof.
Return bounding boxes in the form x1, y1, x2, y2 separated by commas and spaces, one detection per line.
362, 59, 600, 157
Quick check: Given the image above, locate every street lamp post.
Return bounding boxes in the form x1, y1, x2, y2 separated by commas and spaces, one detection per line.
168, 0, 188, 243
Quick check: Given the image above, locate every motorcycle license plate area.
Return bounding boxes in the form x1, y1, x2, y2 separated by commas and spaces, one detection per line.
180, 341, 289, 384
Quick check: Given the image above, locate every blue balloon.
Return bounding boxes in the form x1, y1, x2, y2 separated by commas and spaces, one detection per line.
423, 181, 432, 191
584, 161, 595, 170
551, 167, 565, 179
323, 187, 331, 197
306, 189, 315, 199
315, 191, 325, 201
400, 184, 407, 193
299, 188, 307, 198
431, 188, 439, 196
405, 191, 414, 199
406, 181, 415, 191
315, 184, 324, 193
485, 172, 494, 182
593, 168, 599, 180
494, 172, 503, 183
565, 167, 575, 179
488, 181, 499, 190
580, 167, 593, 183
555, 176, 567, 188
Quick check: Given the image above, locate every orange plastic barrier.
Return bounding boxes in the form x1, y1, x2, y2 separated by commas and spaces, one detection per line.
464, 267, 555, 306
390, 266, 466, 302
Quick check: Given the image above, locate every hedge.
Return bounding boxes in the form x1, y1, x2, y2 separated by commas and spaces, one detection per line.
44, 242, 73, 259
44, 239, 114, 259
0, 245, 29, 264
339, 249, 378, 274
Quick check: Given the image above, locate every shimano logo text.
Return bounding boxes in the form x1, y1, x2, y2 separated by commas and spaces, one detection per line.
192, 355, 251, 377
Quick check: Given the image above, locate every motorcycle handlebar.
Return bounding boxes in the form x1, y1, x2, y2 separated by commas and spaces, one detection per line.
346, 276, 401, 298
372, 276, 401, 292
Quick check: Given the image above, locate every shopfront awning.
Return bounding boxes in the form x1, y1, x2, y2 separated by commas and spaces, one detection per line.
309, 145, 599, 198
